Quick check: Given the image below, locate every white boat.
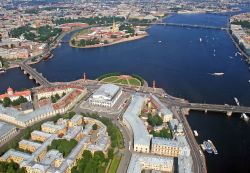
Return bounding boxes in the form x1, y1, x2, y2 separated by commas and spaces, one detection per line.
210, 72, 224, 76
213, 49, 216, 53
208, 140, 218, 155
199, 38, 202, 42
235, 52, 237, 57
213, 54, 216, 56
241, 113, 249, 122
228, 56, 234, 59
193, 130, 198, 137
0, 70, 6, 74
234, 97, 240, 106
158, 40, 162, 43
248, 80, 250, 83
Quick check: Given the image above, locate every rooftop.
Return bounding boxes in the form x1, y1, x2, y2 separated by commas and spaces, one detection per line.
91, 84, 120, 101
127, 153, 174, 173
123, 94, 151, 146
0, 121, 16, 139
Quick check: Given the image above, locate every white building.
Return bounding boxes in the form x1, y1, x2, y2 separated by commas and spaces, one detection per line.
127, 153, 174, 173
89, 84, 122, 107
123, 94, 151, 153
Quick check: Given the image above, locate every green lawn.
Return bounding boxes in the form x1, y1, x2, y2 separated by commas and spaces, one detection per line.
108, 155, 122, 173
112, 79, 129, 85
128, 78, 141, 86
101, 75, 142, 86
101, 76, 119, 83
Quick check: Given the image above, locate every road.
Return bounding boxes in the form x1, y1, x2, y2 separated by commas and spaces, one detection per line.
173, 107, 207, 173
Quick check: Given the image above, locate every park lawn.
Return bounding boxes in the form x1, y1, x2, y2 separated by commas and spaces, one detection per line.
78, 29, 92, 35
112, 79, 129, 85
108, 155, 122, 173
128, 78, 141, 86
101, 76, 119, 83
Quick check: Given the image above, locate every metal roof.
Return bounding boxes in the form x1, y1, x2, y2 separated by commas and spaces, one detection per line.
123, 94, 151, 146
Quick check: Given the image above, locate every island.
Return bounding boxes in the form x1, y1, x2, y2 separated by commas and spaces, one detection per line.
70, 21, 148, 48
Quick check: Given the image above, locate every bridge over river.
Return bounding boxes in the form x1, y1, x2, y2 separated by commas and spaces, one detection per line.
128, 22, 228, 30
17, 62, 51, 87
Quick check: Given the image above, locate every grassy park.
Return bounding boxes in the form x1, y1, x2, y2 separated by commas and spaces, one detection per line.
100, 74, 142, 86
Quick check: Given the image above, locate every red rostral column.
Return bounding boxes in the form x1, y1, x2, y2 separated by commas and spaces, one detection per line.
83, 73, 87, 82
153, 80, 156, 91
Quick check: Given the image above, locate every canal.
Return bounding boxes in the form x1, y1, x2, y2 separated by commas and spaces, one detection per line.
1, 12, 250, 173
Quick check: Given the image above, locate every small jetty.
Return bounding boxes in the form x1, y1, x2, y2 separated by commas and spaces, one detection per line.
201, 140, 218, 154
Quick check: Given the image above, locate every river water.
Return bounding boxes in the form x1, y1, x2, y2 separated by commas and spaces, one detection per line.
1, 12, 250, 173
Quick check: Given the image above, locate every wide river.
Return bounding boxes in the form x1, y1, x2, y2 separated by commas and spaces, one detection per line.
1, 12, 250, 173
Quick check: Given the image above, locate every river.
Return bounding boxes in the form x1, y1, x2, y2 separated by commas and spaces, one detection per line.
1, 12, 250, 173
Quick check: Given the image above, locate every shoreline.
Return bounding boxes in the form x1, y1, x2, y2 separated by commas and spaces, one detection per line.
227, 26, 250, 62
69, 34, 148, 49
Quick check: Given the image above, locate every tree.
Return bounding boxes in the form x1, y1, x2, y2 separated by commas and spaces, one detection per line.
107, 148, 114, 159
92, 124, 98, 130
3, 97, 11, 107
147, 114, 163, 127
71, 39, 76, 45
93, 151, 105, 162
55, 93, 60, 100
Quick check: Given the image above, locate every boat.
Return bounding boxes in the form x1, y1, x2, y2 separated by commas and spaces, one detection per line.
235, 52, 237, 57
193, 130, 198, 137
234, 97, 240, 106
43, 52, 53, 61
199, 38, 202, 42
213, 49, 216, 53
200, 144, 206, 151
237, 52, 242, 56
228, 56, 234, 59
248, 80, 250, 83
241, 113, 249, 122
210, 72, 224, 76
203, 141, 213, 154
213, 54, 216, 56
158, 40, 162, 43
0, 69, 6, 74
208, 140, 218, 154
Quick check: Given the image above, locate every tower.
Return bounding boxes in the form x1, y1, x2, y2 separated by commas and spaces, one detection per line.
112, 19, 119, 33
83, 73, 87, 82
153, 80, 156, 91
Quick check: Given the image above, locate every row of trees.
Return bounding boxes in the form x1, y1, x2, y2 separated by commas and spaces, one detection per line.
147, 113, 163, 127
50, 92, 66, 103
0, 96, 28, 107
150, 128, 172, 139
48, 139, 78, 157
71, 150, 108, 173
0, 161, 26, 173
54, 16, 125, 25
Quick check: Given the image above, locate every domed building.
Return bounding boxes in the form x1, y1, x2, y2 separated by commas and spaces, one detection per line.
0, 87, 32, 102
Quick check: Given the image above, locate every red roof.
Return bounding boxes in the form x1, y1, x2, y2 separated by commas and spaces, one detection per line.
0, 88, 31, 100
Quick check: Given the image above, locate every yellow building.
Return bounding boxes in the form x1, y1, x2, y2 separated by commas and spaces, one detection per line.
19, 140, 42, 153
112, 20, 119, 33
151, 137, 180, 157
41, 121, 67, 135
31, 130, 52, 142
